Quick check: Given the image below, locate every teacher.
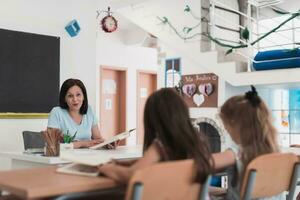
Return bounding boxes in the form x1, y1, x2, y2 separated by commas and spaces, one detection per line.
47, 78, 105, 148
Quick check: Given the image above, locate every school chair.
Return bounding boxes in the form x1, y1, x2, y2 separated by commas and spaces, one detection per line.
52, 186, 126, 200
240, 152, 300, 200
125, 159, 211, 200
22, 131, 45, 150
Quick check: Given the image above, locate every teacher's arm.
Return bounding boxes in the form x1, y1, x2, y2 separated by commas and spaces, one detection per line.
91, 125, 104, 142
71, 125, 104, 148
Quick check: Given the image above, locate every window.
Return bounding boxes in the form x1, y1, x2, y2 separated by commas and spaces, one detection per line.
165, 58, 181, 88
261, 89, 300, 146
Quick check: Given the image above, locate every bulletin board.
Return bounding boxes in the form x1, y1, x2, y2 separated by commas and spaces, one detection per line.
181, 73, 218, 107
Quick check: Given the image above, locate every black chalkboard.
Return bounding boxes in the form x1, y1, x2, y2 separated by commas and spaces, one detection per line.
0, 28, 60, 113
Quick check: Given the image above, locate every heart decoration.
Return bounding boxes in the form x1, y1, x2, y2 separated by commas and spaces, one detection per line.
182, 84, 196, 97
193, 93, 205, 107
198, 83, 214, 96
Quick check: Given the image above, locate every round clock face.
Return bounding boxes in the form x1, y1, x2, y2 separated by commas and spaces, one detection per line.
101, 16, 118, 33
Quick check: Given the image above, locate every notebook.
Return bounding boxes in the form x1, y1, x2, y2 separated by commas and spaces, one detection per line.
89, 129, 135, 150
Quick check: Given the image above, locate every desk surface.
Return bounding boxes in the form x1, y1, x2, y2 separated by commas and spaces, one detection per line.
0, 166, 117, 199
60, 145, 143, 166
0, 145, 142, 199
0, 145, 143, 166
0, 151, 69, 165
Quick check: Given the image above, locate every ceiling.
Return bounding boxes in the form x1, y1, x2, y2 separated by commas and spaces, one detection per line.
97, 0, 300, 39
276, 0, 300, 12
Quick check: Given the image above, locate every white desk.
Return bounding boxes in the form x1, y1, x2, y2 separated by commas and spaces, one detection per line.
0, 151, 70, 169
60, 145, 143, 166
0, 145, 143, 169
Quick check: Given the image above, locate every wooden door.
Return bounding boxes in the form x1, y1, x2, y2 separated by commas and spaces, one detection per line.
100, 66, 127, 145
136, 71, 157, 145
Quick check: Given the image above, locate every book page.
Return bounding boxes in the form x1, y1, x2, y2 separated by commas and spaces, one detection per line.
89, 129, 135, 150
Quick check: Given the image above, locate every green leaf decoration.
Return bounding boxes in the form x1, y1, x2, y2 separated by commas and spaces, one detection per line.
162, 17, 168, 24
157, 5, 300, 53
184, 5, 191, 12
241, 27, 249, 41
183, 27, 192, 34
272, 8, 290, 15
225, 49, 233, 55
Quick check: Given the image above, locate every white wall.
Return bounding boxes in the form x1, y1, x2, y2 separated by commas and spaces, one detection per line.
0, 0, 97, 170
158, 41, 227, 122
96, 28, 158, 145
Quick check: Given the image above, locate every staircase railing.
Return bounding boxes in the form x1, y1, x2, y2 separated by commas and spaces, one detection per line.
209, 0, 299, 72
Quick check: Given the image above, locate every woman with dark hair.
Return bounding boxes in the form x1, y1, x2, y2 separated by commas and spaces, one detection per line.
98, 88, 213, 185
47, 78, 105, 149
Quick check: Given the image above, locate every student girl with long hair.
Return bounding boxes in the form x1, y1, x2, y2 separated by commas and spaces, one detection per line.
98, 88, 214, 185
213, 86, 281, 200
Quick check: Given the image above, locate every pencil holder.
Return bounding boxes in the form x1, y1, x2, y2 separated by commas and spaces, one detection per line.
45, 142, 60, 157
42, 128, 62, 157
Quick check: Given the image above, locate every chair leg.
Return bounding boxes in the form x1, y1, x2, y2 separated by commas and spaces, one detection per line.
241, 171, 257, 200
287, 164, 300, 200
131, 183, 143, 200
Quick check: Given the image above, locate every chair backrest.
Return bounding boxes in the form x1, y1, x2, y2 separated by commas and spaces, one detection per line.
240, 153, 300, 200
22, 131, 45, 150
125, 159, 211, 200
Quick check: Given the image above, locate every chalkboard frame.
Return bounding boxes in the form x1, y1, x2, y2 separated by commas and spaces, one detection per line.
0, 28, 60, 118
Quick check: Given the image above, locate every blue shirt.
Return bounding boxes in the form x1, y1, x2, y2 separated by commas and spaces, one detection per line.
47, 106, 98, 141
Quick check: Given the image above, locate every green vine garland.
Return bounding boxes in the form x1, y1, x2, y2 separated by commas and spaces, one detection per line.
157, 5, 300, 55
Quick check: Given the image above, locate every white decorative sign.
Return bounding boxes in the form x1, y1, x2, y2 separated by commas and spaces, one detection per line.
140, 88, 148, 98
105, 99, 112, 110
103, 79, 116, 94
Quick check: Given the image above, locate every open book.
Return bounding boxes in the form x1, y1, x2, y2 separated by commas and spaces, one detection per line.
89, 129, 135, 150
57, 141, 142, 177
56, 163, 99, 177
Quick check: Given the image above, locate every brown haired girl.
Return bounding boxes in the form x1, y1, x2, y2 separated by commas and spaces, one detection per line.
213, 86, 281, 200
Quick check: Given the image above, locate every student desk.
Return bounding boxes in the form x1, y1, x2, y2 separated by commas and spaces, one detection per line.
0, 166, 119, 199
0, 145, 143, 199
0, 145, 143, 169
0, 151, 70, 169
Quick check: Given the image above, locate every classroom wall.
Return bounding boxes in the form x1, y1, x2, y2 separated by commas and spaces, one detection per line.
0, 0, 159, 170
158, 41, 226, 120
0, 0, 97, 170
96, 30, 158, 145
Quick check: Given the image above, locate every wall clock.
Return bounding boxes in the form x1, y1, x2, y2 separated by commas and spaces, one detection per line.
101, 15, 118, 33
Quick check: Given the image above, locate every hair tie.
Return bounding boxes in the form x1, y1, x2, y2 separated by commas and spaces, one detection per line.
245, 85, 261, 107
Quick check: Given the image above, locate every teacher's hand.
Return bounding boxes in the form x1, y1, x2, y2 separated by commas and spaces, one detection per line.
103, 140, 120, 149
73, 139, 104, 148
